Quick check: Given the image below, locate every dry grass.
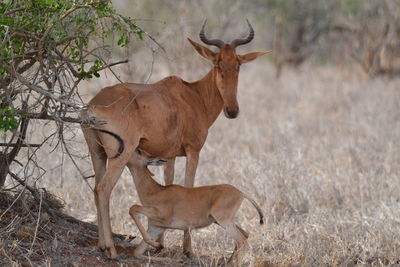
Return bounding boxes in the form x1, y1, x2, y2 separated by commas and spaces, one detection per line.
13, 59, 400, 266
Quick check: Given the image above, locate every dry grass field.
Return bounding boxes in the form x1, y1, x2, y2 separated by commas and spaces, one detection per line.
29, 59, 400, 266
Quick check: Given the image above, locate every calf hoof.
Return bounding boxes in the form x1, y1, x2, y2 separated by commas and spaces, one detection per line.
147, 240, 162, 249
154, 244, 165, 254
183, 250, 195, 259
104, 246, 118, 259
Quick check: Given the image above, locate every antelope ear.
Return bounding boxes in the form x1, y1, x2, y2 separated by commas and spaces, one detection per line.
188, 38, 217, 62
238, 51, 271, 64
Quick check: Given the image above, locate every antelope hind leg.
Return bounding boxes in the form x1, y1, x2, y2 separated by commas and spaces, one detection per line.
95, 161, 126, 258
81, 127, 107, 249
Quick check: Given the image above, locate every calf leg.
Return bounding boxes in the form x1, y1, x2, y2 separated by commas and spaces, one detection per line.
133, 222, 165, 258
211, 203, 248, 267
228, 224, 248, 267
235, 224, 249, 239
129, 205, 164, 249
220, 223, 248, 267
132, 222, 176, 264
183, 229, 194, 258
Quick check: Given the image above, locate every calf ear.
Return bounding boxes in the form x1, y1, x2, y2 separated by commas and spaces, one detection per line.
238, 51, 271, 64
188, 38, 217, 63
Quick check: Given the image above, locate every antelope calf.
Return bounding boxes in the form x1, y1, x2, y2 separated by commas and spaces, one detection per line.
128, 149, 264, 266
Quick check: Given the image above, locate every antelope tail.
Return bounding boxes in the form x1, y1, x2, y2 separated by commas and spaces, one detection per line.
244, 194, 264, 225
93, 128, 125, 159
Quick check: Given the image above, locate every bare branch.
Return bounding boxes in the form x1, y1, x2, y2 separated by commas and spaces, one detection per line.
97, 59, 129, 71
4, 7, 27, 16
15, 111, 107, 125
0, 143, 42, 147
13, 72, 83, 109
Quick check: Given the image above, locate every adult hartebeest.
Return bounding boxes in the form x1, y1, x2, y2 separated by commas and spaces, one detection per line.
80, 19, 269, 258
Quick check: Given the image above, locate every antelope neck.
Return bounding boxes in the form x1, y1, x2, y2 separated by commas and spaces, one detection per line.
132, 166, 164, 202
190, 68, 224, 127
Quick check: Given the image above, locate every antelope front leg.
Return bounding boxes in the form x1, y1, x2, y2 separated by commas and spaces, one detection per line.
183, 148, 199, 258
163, 157, 176, 185
156, 157, 176, 249
184, 149, 199, 188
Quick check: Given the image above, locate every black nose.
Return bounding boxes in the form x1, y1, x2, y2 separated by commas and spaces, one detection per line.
224, 108, 239, 119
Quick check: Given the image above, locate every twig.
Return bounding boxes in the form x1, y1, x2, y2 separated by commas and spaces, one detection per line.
145, 49, 156, 84
29, 190, 42, 256
137, 26, 166, 53
60, 129, 93, 191
97, 59, 129, 71
94, 58, 129, 84
0, 143, 41, 147
4, 7, 27, 16
15, 111, 107, 126
112, 14, 166, 53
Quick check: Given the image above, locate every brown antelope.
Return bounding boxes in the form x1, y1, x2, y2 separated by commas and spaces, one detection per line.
128, 149, 264, 266
80, 19, 269, 258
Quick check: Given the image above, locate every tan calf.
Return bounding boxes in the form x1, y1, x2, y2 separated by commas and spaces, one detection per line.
127, 149, 264, 266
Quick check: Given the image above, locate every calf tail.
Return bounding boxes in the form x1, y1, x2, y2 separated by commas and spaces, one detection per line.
244, 194, 264, 225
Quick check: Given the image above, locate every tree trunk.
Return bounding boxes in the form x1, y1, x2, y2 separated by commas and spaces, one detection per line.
0, 118, 29, 188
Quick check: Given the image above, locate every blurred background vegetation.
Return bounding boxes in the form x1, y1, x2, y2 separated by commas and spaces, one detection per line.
110, 0, 400, 79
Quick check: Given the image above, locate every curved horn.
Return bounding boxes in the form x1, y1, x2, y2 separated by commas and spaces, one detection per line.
230, 19, 254, 48
199, 20, 224, 49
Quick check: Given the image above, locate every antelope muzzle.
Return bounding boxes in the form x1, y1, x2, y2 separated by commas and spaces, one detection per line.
224, 107, 240, 119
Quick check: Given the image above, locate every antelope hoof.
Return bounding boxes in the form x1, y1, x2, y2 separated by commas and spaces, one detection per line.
104, 246, 118, 259
97, 241, 105, 251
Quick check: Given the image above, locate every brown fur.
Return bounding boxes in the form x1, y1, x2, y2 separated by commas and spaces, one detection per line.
128, 151, 264, 266
80, 36, 269, 258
